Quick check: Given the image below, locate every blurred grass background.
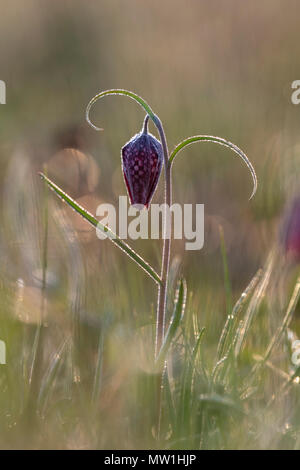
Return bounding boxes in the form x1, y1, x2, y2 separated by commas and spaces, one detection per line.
0, 0, 299, 449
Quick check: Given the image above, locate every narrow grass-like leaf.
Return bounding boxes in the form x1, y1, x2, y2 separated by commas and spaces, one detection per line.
217, 268, 262, 360
191, 327, 206, 368
27, 166, 49, 408
252, 354, 290, 381
155, 279, 187, 368
211, 355, 229, 384
266, 363, 300, 409
262, 274, 300, 365
235, 252, 274, 357
163, 368, 176, 430
179, 327, 206, 435
86, 89, 156, 131
244, 274, 300, 391
169, 135, 257, 200
38, 173, 161, 285
219, 224, 232, 317
92, 331, 104, 404
196, 328, 209, 385
37, 338, 69, 415
28, 326, 42, 389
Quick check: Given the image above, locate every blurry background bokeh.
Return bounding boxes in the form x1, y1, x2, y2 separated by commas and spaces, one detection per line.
0, 0, 299, 449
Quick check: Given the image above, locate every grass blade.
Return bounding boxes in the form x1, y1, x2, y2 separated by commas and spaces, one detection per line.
217, 268, 262, 360
155, 279, 187, 368
263, 274, 300, 365
218, 225, 232, 317
179, 327, 206, 435
234, 252, 274, 357
92, 331, 104, 404
37, 338, 69, 415
38, 173, 161, 285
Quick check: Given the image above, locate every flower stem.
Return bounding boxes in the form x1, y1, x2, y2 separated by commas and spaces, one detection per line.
152, 115, 172, 358
152, 115, 172, 440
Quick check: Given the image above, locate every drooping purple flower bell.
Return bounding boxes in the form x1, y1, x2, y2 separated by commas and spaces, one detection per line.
121, 116, 163, 209
282, 195, 300, 261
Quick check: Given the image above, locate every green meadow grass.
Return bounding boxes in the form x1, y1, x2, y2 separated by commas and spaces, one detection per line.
0, 184, 299, 449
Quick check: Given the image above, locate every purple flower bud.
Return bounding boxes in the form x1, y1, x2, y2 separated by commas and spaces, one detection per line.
121, 116, 163, 209
282, 196, 300, 261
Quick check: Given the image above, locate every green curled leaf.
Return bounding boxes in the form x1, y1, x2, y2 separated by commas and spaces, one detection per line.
86, 89, 156, 131
169, 135, 257, 200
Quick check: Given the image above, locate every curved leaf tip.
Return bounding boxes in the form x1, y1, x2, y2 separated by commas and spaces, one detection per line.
85, 89, 156, 132
169, 135, 257, 200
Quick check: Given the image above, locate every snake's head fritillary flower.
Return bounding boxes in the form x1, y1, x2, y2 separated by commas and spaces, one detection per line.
282, 195, 300, 262
121, 116, 163, 210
